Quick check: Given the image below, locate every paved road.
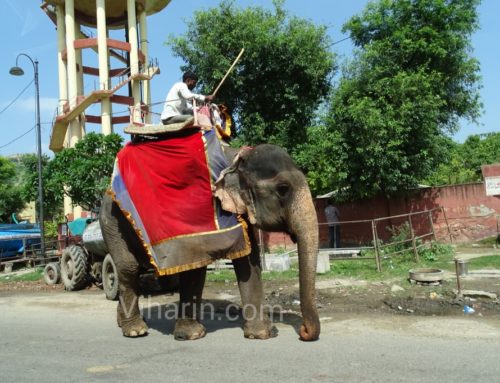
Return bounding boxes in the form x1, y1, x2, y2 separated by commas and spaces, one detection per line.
0, 290, 499, 383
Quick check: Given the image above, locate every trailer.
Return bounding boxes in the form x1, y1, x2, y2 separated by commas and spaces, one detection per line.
0, 223, 43, 273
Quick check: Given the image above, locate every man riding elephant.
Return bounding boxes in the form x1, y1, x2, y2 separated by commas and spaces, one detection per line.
160, 71, 214, 125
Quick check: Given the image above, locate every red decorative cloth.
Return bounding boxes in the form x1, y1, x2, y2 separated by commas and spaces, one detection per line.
110, 129, 250, 275
117, 131, 215, 243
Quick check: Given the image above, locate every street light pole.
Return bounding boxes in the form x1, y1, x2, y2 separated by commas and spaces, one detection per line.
9, 53, 45, 257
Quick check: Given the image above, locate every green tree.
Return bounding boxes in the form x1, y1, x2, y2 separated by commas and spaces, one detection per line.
50, 133, 123, 212
20, 154, 63, 221
304, 0, 481, 199
461, 132, 500, 176
424, 132, 500, 185
0, 157, 25, 222
167, 0, 336, 152
294, 124, 346, 195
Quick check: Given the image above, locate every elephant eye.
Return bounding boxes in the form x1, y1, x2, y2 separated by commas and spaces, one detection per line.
276, 182, 290, 197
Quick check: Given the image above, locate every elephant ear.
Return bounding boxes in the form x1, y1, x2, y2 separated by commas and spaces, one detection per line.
214, 148, 257, 224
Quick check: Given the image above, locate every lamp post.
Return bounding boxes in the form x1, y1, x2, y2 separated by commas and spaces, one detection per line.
9, 53, 45, 257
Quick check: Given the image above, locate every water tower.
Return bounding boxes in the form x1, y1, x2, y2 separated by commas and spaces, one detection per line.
41, 0, 170, 217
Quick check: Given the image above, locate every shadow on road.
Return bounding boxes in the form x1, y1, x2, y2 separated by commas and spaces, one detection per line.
141, 298, 304, 337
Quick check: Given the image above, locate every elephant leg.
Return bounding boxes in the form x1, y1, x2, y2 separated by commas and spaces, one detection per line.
115, 253, 148, 337
100, 195, 148, 338
174, 267, 207, 341
232, 233, 277, 339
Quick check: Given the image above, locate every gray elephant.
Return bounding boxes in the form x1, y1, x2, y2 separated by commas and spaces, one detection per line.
99, 143, 320, 341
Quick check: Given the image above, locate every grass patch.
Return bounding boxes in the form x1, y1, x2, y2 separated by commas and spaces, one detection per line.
206, 270, 237, 282
0, 268, 44, 283
456, 235, 499, 248
324, 242, 458, 281
202, 245, 500, 284
468, 255, 500, 269
206, 268, 300, 283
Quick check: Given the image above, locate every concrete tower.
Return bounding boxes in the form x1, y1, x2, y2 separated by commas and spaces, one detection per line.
41, 0, 170, 218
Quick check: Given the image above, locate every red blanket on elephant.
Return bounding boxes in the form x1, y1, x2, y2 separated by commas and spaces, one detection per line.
109, 129, 250, 275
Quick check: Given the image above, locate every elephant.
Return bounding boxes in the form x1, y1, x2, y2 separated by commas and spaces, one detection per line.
99, 143, 320, 341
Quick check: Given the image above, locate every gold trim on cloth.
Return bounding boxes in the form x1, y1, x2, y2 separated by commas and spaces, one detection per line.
106, 190, 252, 276
106, 189, 160, 271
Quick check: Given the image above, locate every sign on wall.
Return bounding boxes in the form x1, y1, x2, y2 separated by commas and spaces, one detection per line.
482, 164, 500, 196
485, 176, 500, 196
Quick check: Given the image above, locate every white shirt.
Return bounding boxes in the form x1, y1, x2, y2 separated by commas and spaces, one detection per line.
160, 81, 206, 120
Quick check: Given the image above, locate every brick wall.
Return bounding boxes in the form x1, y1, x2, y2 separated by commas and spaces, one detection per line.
263, 182, 500, 249
316, 182, 500, 246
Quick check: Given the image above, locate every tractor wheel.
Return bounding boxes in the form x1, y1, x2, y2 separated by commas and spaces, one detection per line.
43, 262, 61, 285
90, 262, 103, 289
60, 245, 89, 291
102, 254, 119, 301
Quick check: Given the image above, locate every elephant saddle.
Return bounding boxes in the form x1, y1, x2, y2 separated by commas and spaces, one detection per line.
108, 128, 251, 275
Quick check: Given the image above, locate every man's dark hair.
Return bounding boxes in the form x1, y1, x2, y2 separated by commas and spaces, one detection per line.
183, 71, 198, 82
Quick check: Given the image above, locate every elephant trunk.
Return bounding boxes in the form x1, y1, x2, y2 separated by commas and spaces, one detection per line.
288, 185, 320, 341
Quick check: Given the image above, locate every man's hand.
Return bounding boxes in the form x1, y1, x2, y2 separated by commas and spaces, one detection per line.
205, 94, 215, 102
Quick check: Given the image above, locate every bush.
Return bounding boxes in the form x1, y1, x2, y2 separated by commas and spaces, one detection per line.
418, 242, 454, 262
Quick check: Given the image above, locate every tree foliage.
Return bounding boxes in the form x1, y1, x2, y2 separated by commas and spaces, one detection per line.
294, 124, 346, 194
20, 154, 63, 221
299, 0, 482, 199
424, 132, 500, 185
0, 157, 24, 222
167, 0, 336, 152
49, 133, 123, 212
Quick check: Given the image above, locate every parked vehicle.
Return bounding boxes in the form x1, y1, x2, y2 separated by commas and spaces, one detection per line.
0, 223, 41, 259
44, 218, 178, 300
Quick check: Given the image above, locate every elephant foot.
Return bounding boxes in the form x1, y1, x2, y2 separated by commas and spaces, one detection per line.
174, 319, 206, 341
243, 318, 278, 340
118, 310, 149, 337
121, 317, 149, 337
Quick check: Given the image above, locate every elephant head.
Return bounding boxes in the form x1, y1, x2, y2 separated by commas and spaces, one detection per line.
215, 144, 320, 341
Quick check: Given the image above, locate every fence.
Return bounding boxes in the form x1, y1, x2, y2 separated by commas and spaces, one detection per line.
318, 207, 448, 272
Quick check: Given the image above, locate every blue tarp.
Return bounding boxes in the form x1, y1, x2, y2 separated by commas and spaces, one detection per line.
0, 224, 41, 258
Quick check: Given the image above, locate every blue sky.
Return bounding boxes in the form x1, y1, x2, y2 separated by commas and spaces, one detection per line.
1, 0, 498, 157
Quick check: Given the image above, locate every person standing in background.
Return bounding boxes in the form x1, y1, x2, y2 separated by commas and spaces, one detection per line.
324, 199, 341, 248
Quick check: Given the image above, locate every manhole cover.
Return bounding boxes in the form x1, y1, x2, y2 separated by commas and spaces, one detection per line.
409, 268, 444, 283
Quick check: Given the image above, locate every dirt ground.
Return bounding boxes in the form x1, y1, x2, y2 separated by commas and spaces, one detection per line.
2, 267, 499, 320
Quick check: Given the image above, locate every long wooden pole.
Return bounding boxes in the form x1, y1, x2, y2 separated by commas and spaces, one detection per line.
212, 48, 245, 97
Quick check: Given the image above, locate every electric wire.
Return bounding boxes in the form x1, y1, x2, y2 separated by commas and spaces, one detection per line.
329, 36, 351, 47
0, 125, 36, 150
0, 79, 35, 116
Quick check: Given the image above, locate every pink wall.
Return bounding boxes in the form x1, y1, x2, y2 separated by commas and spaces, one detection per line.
317, 182, 500, 245
263, 182, 500, 249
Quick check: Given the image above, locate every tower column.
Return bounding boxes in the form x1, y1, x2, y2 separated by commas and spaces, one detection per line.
75, 20, 86, 139
127, 0, 142, 123
56, 4, 67, 116
64, 0, 81, 148
96, 0, 112, 134
139, 10, 151, 123
64, 0, 82, 218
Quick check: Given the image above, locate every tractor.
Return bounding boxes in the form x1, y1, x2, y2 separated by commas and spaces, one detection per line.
43, 218, 178, 300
